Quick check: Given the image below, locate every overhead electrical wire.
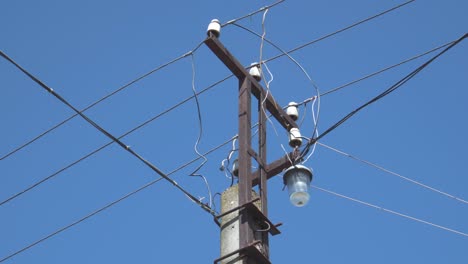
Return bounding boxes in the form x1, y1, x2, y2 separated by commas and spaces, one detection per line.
0, 136, 236, 263
0, 1, 284, 161
299, 33, 467, 160
318, 142, 468, 205
0, 0, 414, 162
221, 0, 285, 27
319, 40, 456, 96
232, 22, 322, 159
0, 51, 217, 215
188, 54, 213, 208
233, 0, 421, 154
257, 8, 284, 146
0, 44, 202, 161
0, 74, 233, 207
262, 0, 416, 65
313, 185, 468, 237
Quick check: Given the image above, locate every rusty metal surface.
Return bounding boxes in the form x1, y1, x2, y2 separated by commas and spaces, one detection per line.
205, 33, 297, 264
238, 77, 254, 254
204, 35, 298, 131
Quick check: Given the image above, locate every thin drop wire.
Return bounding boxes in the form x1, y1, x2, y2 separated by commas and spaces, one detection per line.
301, 99, 319, 164
1, 0, 285, 159
0, 137, 235, 263
258, 9, 281, 139
188, 54, 213, 208
220, 136, 238, 180
0, 42, 203, 161
318, 142, 468, 205
232, 40, 454, 162
1, 0, 415, 162
232, 23, 322, 145
221, 0, 285, 27
313, 185, 468, 237
0, 63, 233, 208
280, 144, 294, 165
299, 33, 467, 159
0, 0, 415, 162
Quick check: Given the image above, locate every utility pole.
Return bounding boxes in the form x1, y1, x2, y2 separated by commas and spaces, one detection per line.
205, 20, 300, 264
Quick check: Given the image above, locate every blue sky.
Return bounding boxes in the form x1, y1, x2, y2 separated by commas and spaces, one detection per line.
1, 0, 467, 263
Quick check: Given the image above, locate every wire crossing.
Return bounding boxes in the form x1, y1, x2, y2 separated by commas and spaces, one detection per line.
0, 136, 236, 263
300, 33, 468, 159
0, 0, 422, 208
0, 50, 214, 215
0, 73, 232, 207
0, 1, 284, 162
0, 0, 415, 162
0, 47, 198, 161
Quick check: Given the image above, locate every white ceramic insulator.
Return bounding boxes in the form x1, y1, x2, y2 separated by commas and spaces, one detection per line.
207, 19, 221, 37
289, 128, 303, 148
286, 102, 299, 121
249, 63, 262, 81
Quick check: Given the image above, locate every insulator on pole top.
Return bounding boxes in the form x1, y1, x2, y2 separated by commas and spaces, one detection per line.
289, 127, 303, 148
249, 62, 262, 81
286, 102, 299, 121
207, 19, 221, 37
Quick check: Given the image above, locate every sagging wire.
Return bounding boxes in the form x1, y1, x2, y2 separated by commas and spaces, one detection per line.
188, 54, 213, 209
301, 97, 319, 164
0, 74, 234, 208
258, 8, 281, 138
232, 23, 322, 163
299, 33, 468, 160
212, 192, 223, 215
0, 136, 236, 263
0, 50, 215, 216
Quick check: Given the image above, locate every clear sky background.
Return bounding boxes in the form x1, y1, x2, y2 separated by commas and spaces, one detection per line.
1, 0, 467, 263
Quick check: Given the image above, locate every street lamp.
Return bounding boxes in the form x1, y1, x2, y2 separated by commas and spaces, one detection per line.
283, 165, 313, 207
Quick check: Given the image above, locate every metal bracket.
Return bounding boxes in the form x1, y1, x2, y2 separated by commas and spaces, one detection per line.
213, 198, 281, 236
214, 241, 271, 264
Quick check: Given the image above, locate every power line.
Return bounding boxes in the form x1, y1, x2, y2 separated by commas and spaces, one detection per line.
0, 136, 236, 263
317, 142, 468, 205
244, 41, 454, 137
300, 33, 467, 159
221, 0, 285, 27
313, 185, 468, 237
232, 22, 322, 157
0, 1, 281, 161
0, 50, 218, 215
0, 74, 233, 207
0, 45, 200, 161
187, 53, 213, 208
263, 0, 416, 64
0, 0, 414, 161
320, 41, 455, 96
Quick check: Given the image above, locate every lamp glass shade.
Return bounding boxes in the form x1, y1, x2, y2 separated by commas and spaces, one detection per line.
284, 166, 312, 207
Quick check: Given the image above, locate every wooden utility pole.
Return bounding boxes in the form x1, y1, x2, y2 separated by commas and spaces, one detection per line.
205, 30, 299, 264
